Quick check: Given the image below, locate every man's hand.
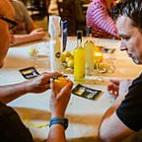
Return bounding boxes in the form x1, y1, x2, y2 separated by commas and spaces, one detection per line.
49, 78, 73, 118
0, 72, 62, 104
30, 28, 46, 40
108, 80, 120, 97
108, 79, 132, 98
25, 72, 61, 93
10, 28, 46, 46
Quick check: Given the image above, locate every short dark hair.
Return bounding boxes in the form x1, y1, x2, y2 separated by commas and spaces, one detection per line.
112, 0, 142, 31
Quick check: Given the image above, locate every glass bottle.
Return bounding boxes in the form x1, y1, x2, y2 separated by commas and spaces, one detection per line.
49, 16, 61, 71
84, 27, 94, 75
74, 30, 85, 82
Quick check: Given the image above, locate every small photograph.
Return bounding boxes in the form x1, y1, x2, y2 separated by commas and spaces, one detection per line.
19, 67, 39, 79
72, 84, 102, 100
95, 46, 116, 54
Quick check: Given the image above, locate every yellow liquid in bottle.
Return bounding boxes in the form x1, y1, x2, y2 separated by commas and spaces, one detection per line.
74, 46, 85, 81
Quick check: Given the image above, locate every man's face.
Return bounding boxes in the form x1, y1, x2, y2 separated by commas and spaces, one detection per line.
0, 0, 15, 68
116, 16, 142, 64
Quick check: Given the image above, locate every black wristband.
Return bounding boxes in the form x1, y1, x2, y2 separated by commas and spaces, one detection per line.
49, 117, 68, 130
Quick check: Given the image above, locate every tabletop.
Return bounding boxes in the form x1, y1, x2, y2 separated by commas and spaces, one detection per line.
0, 37, 141, 142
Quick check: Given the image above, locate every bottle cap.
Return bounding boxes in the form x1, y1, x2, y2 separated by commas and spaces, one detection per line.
77, 30, 83, 40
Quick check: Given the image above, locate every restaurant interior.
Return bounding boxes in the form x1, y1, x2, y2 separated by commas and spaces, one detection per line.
19, 0, 92, 35
0, 0, 142, 141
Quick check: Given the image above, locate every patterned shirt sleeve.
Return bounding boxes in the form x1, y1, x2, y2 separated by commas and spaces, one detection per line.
86, 0, 117, 37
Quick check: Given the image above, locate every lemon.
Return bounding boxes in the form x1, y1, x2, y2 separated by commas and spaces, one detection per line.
62, 51, 71, 57
65, 56, 73, 62
94, 46, 102, 52
67, 59, 74, 68
97, 62, 108, 73
54, 77, 68, 92
94, 52, 103, 62
61, 54, 66, 62
29, 48, 38, 56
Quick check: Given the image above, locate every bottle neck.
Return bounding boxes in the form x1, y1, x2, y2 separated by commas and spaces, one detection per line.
87, 33, 92, 38
77, 39, 82, 47
86, 33, 92, 41
86, 27, 92, 38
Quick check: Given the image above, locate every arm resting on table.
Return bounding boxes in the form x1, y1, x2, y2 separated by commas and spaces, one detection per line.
98, 95, 134, 142
0, 81, 30, 104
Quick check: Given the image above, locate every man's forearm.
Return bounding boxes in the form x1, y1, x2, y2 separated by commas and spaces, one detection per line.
99, 93, 125, 125
11, 34, 39, 46
0, 81, 29, 104
47, 124, 66, 142
98, 94, 126, 142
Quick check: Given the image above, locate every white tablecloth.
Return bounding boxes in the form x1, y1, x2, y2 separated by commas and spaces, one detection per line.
0, 37, 141, 142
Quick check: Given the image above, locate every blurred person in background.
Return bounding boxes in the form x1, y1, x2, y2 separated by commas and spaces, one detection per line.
0, 0, 73, 142
86, 0, 119, 38
10, 0, 46, 46
48, 0, 86, 35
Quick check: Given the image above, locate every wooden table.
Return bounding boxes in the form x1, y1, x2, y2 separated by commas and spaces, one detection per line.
0, 37, 141, 142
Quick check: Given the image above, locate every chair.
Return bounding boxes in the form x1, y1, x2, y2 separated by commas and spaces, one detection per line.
57, 0, 76, 36
20, 0, 48, 20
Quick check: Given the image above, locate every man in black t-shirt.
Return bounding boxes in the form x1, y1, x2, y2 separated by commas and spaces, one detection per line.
98, 0, 142, 142
0, 0, 73, 142
0, 102, 34, 142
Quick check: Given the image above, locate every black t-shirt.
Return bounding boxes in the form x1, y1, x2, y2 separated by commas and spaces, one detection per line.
0, 102, 34, 142
117, 73, 142, 132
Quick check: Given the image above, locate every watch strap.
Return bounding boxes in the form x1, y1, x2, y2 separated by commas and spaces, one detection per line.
49, 117, 68, 130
